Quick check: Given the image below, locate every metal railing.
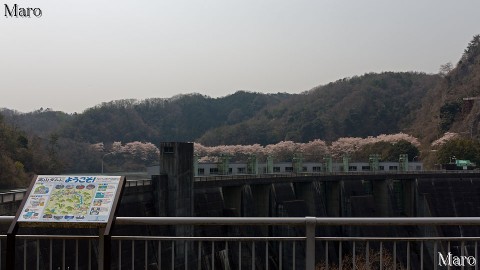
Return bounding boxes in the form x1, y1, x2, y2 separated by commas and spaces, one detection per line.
0, 180, 149, 205
0, 189, 26, 203
1, 217, 480, 269
194, 170, 480, 182
124, 179, 151, 188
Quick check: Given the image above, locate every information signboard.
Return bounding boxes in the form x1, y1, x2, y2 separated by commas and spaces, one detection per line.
17, 175, 124, 226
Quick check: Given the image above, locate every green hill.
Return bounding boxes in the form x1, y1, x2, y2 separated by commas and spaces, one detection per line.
58, 91, 291, 143
198, 72, 440, 145
410, 35, 480, 142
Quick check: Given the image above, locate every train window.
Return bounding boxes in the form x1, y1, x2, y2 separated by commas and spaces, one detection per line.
285, 167, 294, 172
273, 167, 281, 172
198, 168, 205, 175
237, 167, 246, 173
389, 166, 398, 171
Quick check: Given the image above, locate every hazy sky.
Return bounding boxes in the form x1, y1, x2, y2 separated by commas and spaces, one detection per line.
1, 0, 479, 113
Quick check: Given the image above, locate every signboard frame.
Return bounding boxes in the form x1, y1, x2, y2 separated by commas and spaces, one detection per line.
17, 175, 125, 227
7, 174, 126, 270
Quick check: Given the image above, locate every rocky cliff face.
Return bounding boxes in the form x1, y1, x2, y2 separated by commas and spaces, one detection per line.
411, 35, 480, 142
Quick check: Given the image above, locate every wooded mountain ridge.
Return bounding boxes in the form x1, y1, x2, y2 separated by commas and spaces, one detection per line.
2, 91, 292, 144
0, 72, 444, 146
1, 35, 479, 181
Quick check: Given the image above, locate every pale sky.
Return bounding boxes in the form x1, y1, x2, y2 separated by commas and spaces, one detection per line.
1, 0, 479, 113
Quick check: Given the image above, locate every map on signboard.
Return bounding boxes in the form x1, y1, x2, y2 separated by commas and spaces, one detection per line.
18, 175, 122, 224
43, 184, 95, 216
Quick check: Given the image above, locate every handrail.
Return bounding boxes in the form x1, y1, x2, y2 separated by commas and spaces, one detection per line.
1, 216, 480, 269
194, 170, 480, 181
115, 216, 480, 226
0, 180, 150, 203
114, 216, 307, 226
0, 189, 26, 203
2, 216, 480, 226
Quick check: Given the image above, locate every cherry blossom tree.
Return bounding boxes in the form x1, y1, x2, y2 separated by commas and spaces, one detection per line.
90, 142, 104, 152
194, 133, 421, 162
374, 133, 421, 147
123, 141, 160, 161
431, 132, 459, 148
111, 141, 123, 153
330, 137, 366, 158
91, 141, 160, 169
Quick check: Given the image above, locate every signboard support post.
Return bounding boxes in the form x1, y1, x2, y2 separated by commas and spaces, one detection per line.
99, 228, 110, 270
103, 233, 112, 270
6, 223, 18, 270
100, 174, 125, 270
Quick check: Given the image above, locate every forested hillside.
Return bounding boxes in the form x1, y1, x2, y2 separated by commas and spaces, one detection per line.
198, 72, 440, 145
0, 114, 28, 187
410, 35, 480, 142
1, 108, 73, 138
59, 91, 291, 143
0, 114, 59, 188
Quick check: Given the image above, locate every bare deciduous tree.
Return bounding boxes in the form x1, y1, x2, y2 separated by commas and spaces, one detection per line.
439, 62, 453, 77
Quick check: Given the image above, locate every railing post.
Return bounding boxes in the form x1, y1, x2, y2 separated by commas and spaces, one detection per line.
305, 216, 316, 269
99, 228, 105, 270
99, 227, 112, 270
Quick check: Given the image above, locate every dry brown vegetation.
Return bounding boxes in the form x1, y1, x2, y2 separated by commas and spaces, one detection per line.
316, 249, 405, 270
